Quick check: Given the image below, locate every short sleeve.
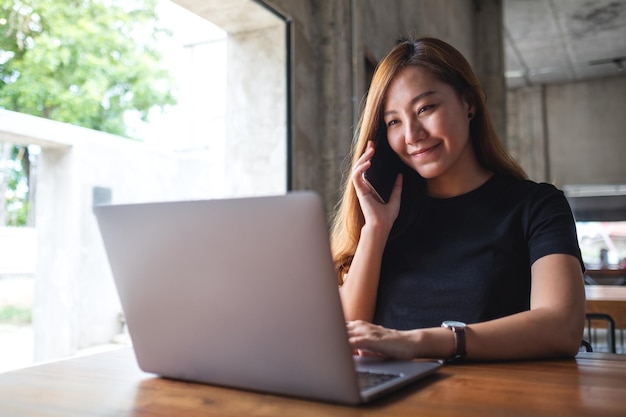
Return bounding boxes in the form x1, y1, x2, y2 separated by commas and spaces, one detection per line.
524, 184, 584, 270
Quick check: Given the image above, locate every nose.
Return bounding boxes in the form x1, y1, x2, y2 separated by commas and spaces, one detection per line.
404, 117, 426, 145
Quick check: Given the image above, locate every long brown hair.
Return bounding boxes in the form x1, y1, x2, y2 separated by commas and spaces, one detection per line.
330, 37, 527, 283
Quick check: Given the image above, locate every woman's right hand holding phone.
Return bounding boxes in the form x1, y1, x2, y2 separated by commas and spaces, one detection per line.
352, 140, 403, 236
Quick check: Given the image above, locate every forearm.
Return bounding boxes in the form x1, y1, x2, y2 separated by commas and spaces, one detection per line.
465, 307, 585, 360
402, 307, 584, 361
339, 224, 390, 321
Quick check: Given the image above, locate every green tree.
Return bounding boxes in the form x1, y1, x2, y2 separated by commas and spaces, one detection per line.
0, 0, 177, 226
0, 0, 175, 134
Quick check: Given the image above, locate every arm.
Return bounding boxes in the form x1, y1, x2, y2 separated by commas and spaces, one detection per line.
467, 253, 586, 359
339, 224, 390, 322
347, 253, 586, 360
339, 141, 402, 322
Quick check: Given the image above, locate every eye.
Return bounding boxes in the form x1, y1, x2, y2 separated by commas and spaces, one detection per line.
386, 119, 399, 127
418, 104, 434, 114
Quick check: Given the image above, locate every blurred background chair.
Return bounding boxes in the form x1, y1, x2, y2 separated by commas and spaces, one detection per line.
585, 313, 616, 353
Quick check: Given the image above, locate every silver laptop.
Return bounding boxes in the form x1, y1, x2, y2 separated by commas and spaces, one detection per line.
94, 191, 440, 405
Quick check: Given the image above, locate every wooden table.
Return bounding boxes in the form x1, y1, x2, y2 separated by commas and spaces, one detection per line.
585, 285, 626, 329
1, 348, 626, 416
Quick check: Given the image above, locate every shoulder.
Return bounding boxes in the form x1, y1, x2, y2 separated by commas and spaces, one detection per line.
493, 176, 567, 207
496, 175, 562, 196
487, 176, 576, 228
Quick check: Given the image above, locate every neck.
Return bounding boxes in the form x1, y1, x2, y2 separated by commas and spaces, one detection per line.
426, 149, 493, 198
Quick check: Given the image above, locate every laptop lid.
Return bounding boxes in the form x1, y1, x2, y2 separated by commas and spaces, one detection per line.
94, 192, 440, 405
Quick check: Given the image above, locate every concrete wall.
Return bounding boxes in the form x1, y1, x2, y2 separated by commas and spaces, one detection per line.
271, 0, 355, 212
507, 85, 549, 182
547, 75, 626, 186
226, 24, 287, 196
174, 0, 287, 198
507, 74, 626, 186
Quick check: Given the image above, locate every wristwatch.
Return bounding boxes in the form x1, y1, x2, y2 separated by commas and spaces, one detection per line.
441, 321, 467, 361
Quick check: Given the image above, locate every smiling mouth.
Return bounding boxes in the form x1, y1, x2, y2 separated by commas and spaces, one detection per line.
410, 142, 441, 157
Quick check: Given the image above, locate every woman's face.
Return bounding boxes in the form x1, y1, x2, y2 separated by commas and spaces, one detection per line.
383, 65, 475, 187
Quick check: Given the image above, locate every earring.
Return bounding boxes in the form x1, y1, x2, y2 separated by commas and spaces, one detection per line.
468, 112, 474, 119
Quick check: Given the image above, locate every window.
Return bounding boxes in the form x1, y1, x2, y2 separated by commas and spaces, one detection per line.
0, 0, 289, 369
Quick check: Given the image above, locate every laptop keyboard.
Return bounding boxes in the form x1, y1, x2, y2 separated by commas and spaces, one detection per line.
357, 370, 402, 390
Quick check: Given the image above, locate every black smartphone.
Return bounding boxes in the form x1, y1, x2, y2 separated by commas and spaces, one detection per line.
362, 138, 402, 204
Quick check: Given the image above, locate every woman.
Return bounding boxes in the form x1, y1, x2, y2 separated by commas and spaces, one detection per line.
330, 37, 585, 361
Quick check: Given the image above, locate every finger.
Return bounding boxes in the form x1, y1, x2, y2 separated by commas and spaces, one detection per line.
352, 160, 371, 184
349, 335, 380, 355
352, 146, 374, 179
352, 168, 375, 198
354, 141, 375, 166
359, 349, 386, 358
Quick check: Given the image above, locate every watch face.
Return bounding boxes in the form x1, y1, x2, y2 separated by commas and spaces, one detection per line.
442, 320, 466, 328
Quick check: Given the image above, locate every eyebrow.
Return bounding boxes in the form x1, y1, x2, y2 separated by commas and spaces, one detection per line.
383, 90, 437, 116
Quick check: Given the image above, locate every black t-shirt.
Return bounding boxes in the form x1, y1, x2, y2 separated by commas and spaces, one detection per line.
373, 174, 583, 330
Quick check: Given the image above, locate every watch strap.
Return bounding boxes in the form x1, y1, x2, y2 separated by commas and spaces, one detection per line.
442, 321, 467, 362
450, 326, 466, 361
